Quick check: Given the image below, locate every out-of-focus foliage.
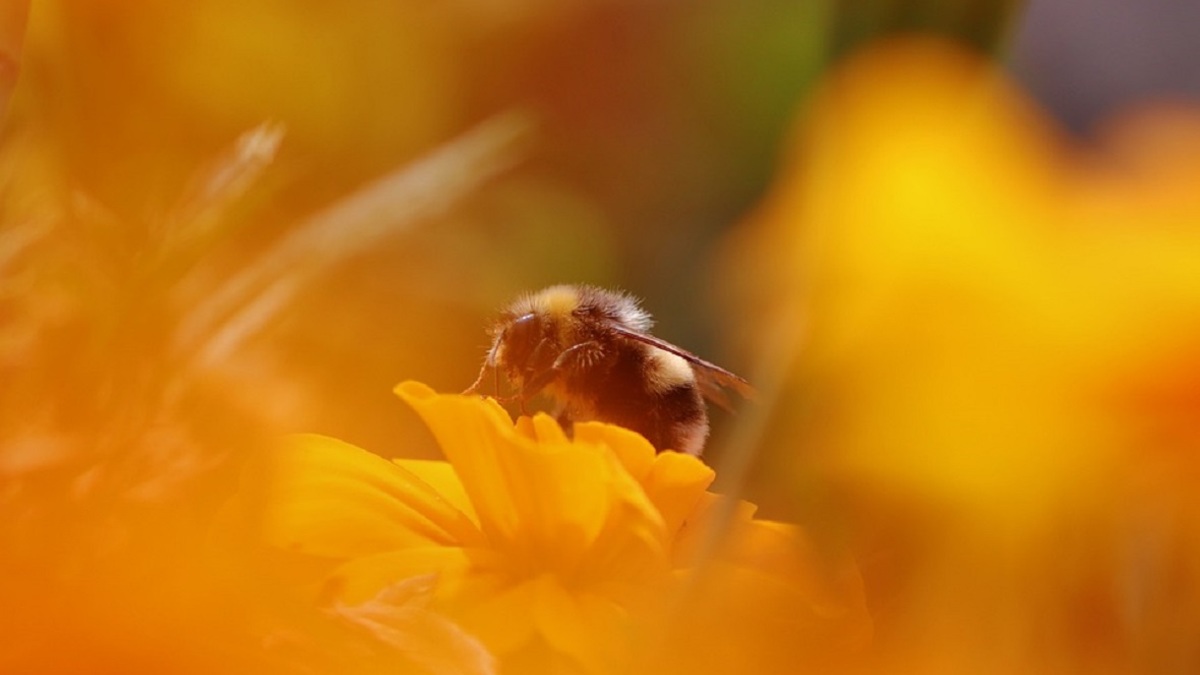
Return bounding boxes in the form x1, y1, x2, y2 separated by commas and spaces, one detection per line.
727, 36, 1200, 672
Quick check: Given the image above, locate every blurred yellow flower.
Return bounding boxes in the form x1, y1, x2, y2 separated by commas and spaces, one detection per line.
730, 36, 1200, 672
235, 381, 868, 674
740, 36, 1200, 523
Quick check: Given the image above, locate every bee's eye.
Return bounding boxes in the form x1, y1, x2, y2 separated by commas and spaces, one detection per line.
504, 313, 542, 361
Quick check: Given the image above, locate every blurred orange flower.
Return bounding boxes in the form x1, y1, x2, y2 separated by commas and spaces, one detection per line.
731, 36, 1200, 672
232, 381, 868, 674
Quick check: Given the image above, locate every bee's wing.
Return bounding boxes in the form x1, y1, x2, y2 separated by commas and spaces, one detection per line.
608, 324, 756, 412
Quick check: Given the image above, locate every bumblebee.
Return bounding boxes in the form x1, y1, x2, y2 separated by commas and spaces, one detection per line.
465, 285, 753, 455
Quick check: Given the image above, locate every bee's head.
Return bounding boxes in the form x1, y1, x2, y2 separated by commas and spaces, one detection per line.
494, 311, 557, 383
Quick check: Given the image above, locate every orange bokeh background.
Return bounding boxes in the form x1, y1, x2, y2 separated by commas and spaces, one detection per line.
6, 2, 1200, 673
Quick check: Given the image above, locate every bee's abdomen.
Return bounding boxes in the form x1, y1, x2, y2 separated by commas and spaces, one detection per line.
569, 344, 710, 455
634, 383, 709, 455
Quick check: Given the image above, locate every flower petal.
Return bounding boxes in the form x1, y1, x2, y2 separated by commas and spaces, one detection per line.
329, 575, 498, 675
573, 421, 656, 482
396, 382, 670, 575
452, 575, 542, 656
247, 433, 481, 558
324, 546, 474, 606
638, 451, 716, 539
396, 381, 527, 542
572, 423, 716, 540
394, 457, 478, 523
533, 575, 631, 674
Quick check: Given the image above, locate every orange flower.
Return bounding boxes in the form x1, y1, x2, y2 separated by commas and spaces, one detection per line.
234, 381, 868, 674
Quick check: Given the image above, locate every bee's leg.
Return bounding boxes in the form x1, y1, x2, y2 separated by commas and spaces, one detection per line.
521, 367, 556, 401
463, 361, 491, 395
465, 362, 521, 403
521, 340, 604, 401
552, 341, 603, 373
555, 408, 576, 440
467, 329, 508, 395
498, 337, 549, 415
